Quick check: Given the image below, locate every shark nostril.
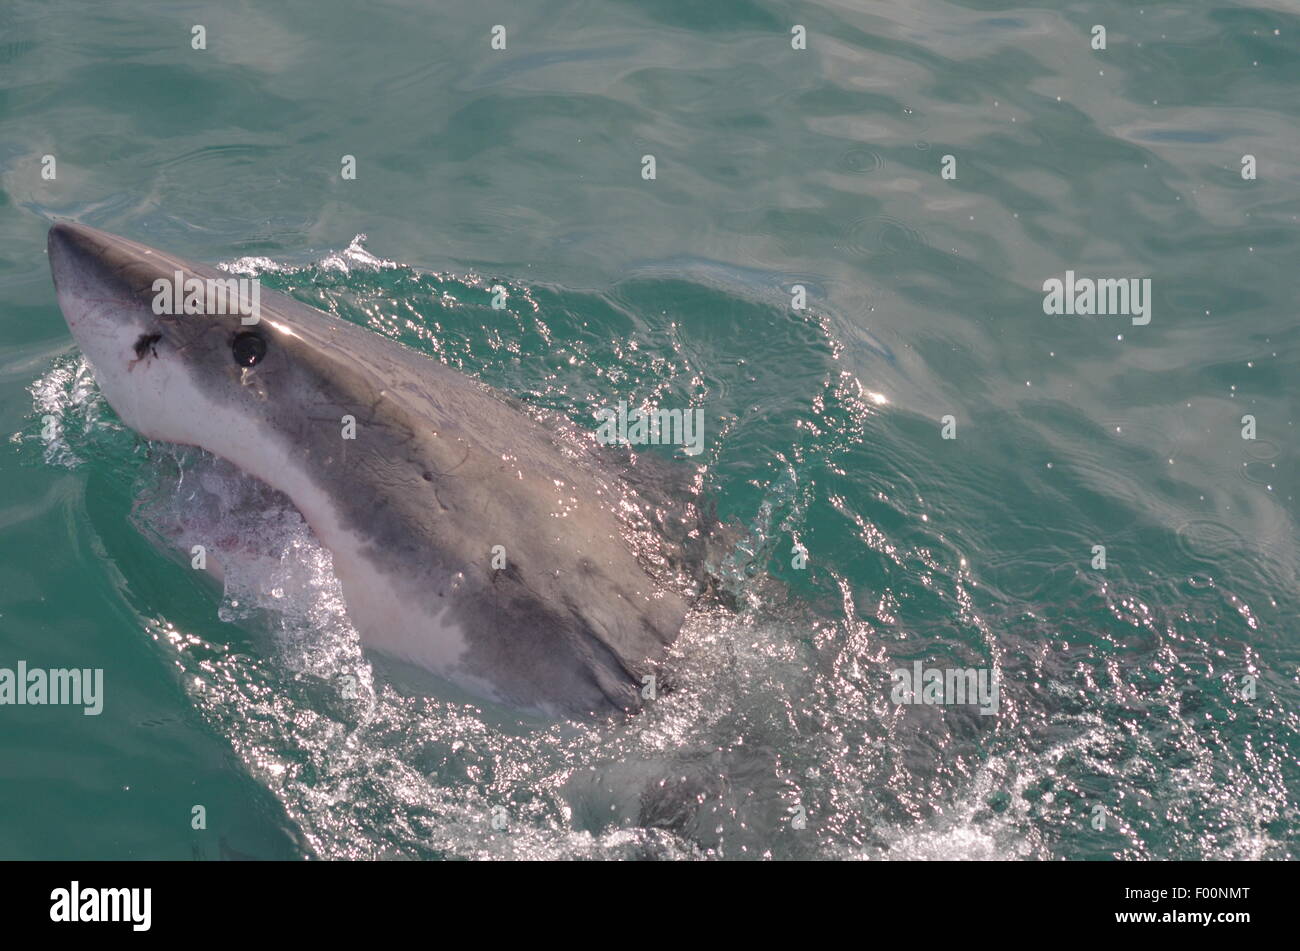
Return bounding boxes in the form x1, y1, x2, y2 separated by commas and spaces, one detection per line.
133, 332, 162, 359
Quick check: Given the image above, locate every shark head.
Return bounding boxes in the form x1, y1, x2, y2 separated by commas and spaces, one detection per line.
46, 221, 412, 527
49, 221, 326, 457
47, 222, 692, 717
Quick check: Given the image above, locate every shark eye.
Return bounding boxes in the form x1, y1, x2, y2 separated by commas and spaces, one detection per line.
231, 331, 267, 367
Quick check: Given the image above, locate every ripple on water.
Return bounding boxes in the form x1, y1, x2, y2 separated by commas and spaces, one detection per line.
1240, 438, 1279, 487
843, 215, 928, 257
1243, 439, 1280, 462
838, 148, 885, 173
1174, 518, 1247, 565
1241, 460, 1276, 487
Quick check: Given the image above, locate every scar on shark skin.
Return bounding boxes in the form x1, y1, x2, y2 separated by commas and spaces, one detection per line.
130, 332, 162, 368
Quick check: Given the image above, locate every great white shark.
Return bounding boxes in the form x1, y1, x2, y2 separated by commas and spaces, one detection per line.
47, 222, 702, 716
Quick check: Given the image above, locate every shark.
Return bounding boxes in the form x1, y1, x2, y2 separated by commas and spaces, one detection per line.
46, 222, 702, 716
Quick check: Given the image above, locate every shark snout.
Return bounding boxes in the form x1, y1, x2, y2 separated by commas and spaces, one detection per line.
47, 223, 83, 309
47, 222, 172, 423
48, 221, 98, 266
48, 222, 111, 301
47, 222, 170, 346
48, 221, 180, 305
49, 223, 120, 330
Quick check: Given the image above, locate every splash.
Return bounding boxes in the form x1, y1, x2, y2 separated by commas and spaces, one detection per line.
23, 240, 1296, 860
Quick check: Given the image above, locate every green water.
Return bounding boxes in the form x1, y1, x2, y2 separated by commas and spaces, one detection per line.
1, 0, 1296, 859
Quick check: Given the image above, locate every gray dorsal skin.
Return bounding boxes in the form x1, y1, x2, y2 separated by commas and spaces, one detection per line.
47, 222, 692, 716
